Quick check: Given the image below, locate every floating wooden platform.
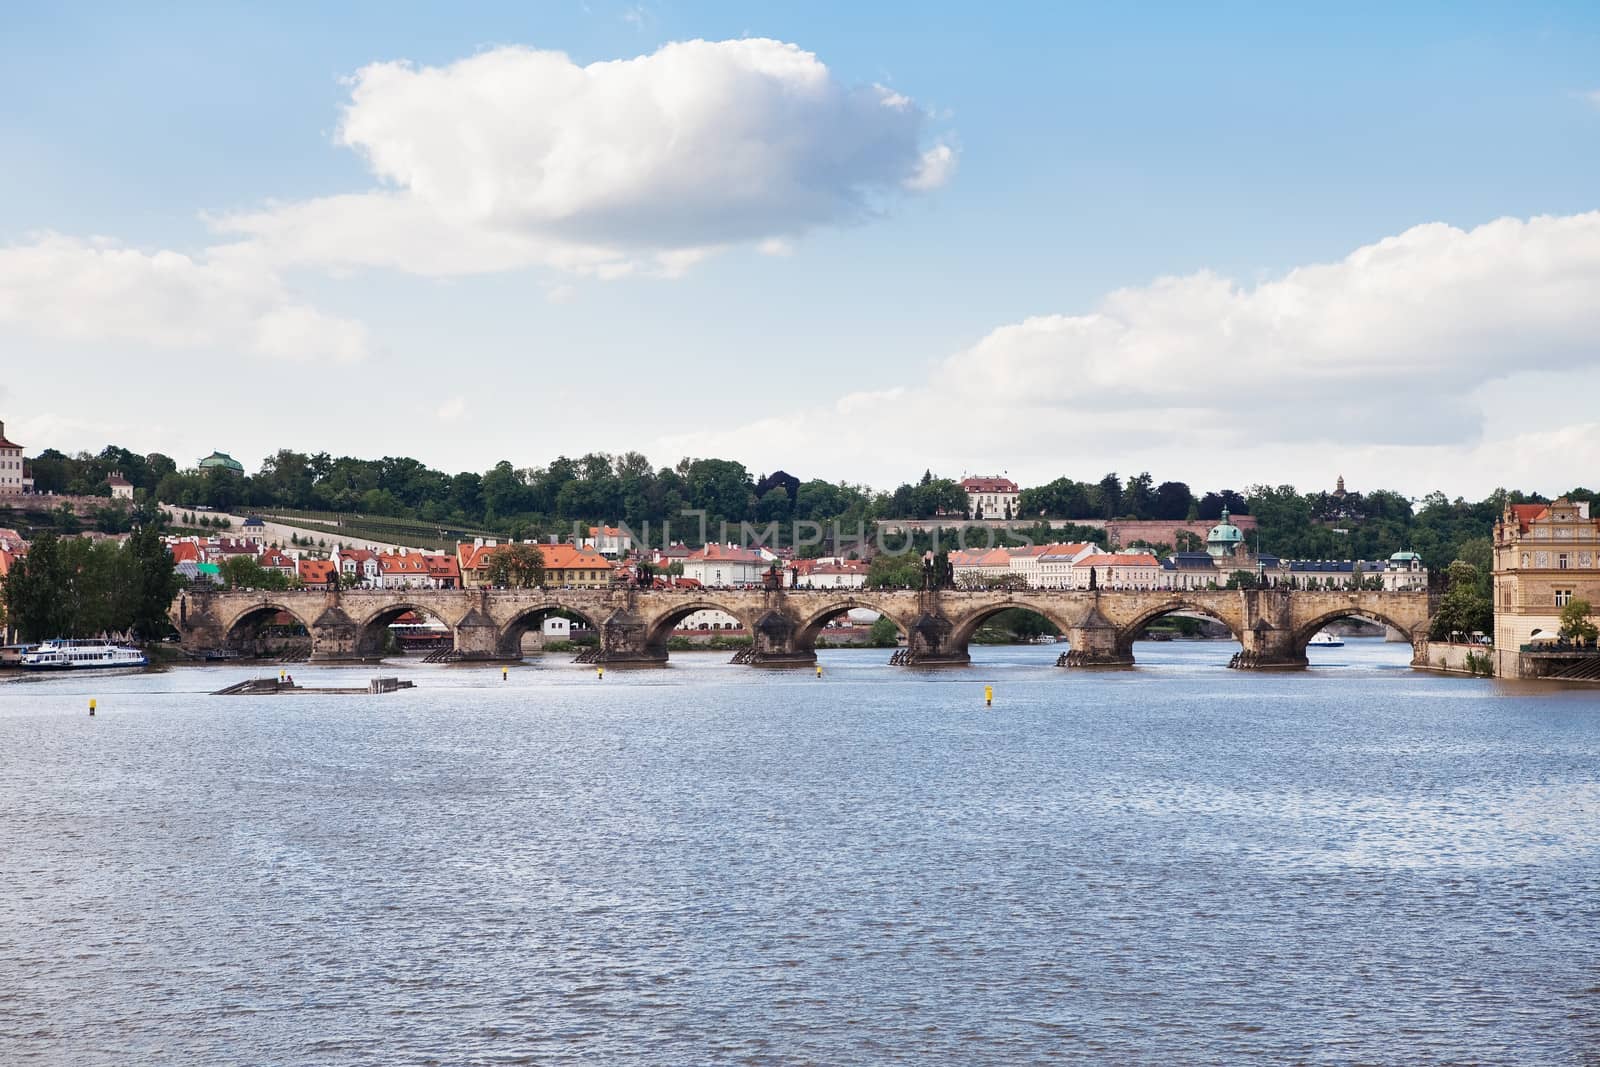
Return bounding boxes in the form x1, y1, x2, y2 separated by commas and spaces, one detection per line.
212, 677, 416, 696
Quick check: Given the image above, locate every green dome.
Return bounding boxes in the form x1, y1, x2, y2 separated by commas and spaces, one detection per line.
1206, 508, 1245, 557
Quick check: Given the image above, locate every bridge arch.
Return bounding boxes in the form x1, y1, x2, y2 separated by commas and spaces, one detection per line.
221, 601, 317, 657
1292, 607, 1425, 656
793, 596, 914, 651
497, 603, 607, 657
947, 598, 1077, 649
1115, 600, 1246, 652
351, 601, 456, 659
642, 599, 759, 654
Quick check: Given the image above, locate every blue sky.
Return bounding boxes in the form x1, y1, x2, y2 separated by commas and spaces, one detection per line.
3, 2, 1599, 497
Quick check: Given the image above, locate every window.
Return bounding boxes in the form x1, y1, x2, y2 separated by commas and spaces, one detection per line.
1556, 589, 1573, 606
1559, 554, 1569, 569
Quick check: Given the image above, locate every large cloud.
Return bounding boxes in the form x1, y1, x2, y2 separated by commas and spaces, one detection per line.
215, 39, 955, 277
0, 234, 368, 361
657, 212, 1600, 495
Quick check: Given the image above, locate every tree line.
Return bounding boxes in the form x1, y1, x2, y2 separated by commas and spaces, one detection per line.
22, 442, 1596, 572
3, 525, 181, 642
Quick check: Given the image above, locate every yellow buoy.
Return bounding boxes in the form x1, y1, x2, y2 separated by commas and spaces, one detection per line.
502, 665, 508, 681
89, 698, 96, 717
985, 685, 993, 707
815, 663, 822, 678
597, 666, 604, 680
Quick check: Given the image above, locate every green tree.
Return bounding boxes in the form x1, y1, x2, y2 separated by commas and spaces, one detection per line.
117, 524, 182, 639
1430, 559, 1492, 640
1558, 599, 1597, 646
868, 552, 923, 589
4, 533, 72, 639
756, 486, 792, 524
868, 615, 900, 647
220, 556, 289, 591
485, 543, 547, 588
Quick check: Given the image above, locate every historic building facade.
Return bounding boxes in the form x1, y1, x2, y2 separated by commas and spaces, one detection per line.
1493, 498, 1600, 670
960, 476, 1020, 520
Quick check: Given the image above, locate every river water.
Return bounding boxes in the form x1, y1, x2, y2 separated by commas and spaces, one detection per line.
1, 639, 1596, 1064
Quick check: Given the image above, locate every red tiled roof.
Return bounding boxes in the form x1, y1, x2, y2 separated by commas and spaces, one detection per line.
686, 543, 766, 564
379, 552, 429, 574
424, 555, 460, 578
961, 477, 1019, 493
456, 542, 613, 574
1510, 504, 1548, 532
298, 559, 338, 584
951, 548, 1011, 568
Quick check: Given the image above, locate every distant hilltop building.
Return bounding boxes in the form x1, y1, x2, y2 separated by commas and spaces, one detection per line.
198, 451, 245, 475
105, 472, 134, 500
961, 476, 1020, 520
0, 421, 24, 495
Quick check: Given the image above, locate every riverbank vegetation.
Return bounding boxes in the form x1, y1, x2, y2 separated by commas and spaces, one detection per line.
3, 525, 180, 641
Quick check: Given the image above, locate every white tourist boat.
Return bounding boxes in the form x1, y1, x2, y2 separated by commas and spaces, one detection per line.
1308, 630, 1344, 648
20, 639, 148, 670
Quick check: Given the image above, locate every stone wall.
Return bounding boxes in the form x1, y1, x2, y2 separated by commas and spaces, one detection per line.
1415, 641, 1494, 677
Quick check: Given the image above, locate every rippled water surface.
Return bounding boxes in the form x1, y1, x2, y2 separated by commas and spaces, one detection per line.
2, 639, 1598, 1064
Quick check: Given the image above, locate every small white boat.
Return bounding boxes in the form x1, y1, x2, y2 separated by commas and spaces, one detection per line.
20, 639, 148, 670
1308, 629, 1344, 648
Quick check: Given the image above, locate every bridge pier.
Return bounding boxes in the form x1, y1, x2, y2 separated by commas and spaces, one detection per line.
590, 609, 669, 668
451, 606, 503, 661
745, 610, 818, 668
1062, 606, 1134, 668
1230, 620, 1307, 670
898, 609, 969, 667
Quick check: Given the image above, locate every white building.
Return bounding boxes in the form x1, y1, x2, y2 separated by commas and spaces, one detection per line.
679, 544, 768, 587
676, 609, 744, 631
332, 547, 383, 587
960, 476, 1020, 520
1070, 553, 1162, 590
584, 525, 633, 558
1012, 542, 1098, 588
804, 561, 870, 589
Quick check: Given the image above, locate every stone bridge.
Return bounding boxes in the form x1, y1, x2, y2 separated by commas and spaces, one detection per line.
171, 586, 1437, 670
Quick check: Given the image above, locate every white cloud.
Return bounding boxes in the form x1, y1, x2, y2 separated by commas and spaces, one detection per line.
435, 395, 468, 420
656, 211, 1600, 497
906, 142, 957, 191
214, 39, 955, 278
1585, 89, 1600, 109
0, 233, 368, 361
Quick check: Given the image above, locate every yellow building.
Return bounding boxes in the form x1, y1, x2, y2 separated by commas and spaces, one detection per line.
1493, 497, 1600, 676
455, 540, 614, 588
